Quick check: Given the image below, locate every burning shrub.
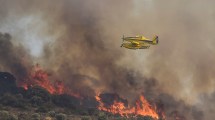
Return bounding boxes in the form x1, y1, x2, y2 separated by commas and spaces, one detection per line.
55, 113, 67, 120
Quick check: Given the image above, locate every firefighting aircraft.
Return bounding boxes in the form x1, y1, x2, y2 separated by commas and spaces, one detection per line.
121, 35, 159, 49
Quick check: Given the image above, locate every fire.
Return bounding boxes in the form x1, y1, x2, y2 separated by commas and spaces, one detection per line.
19, 64, 164, 119
30, 64, 57, 94
21, 64, 80, 97
96, 94, 159, 119
135, 96, 158, 118
25, 64, 65, 94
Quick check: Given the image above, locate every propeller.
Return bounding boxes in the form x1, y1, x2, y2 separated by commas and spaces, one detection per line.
122, 35, 125, 41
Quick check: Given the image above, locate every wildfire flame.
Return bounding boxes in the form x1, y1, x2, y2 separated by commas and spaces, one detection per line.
20, 64, 165, 119
21, 64, 80, 97
95, 94, 159, 119
30, 64, 59, 94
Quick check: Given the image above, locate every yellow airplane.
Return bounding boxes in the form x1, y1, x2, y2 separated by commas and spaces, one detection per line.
121, 35, 158, 49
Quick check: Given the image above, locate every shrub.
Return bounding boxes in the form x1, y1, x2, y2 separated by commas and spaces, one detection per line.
87, 108, 99, 116
44, 117, 52, 120
52, 94, 79, 109
36, 106, 50, 113
0, 93, 28, 109
31, 113, 40, 120
77, 109, 89, 115
81, 116, 91, 120
1, 94, 17, 106
18, 113, 29, 120
26, 86, 51, 104
0, 110, 10, 119
114, 117, 127, 120
55, 113, 67, 120
9, 114, 18, 120
48, 111, 56, 117
0, 110, 18, 120
137, 116, 154, 120
31, 96, 43, 106
97, 112, 107, 120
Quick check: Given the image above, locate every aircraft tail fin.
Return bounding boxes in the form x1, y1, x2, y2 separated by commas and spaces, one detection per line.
152, 35, 159, 45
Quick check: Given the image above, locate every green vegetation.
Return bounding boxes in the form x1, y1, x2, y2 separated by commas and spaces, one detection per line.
48, 111, 56, 117
0, 110, 18, 120
17, 113, 29, 120
0, 93, 27, 108
137, 115, 154, 120
81, 116, 92, 120
55, 113, 67, 120
26, 86, 51, 105
31, 113, 40, 120
97, 112, 108, 120
52, 94, 79, 109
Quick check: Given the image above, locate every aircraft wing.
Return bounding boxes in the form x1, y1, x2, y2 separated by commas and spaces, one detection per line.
142, 36, 147, 39
139, 36, 150, 41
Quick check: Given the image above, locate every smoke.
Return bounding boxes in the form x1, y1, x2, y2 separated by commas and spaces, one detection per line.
0, 33, 32, 84
0, 0, 215, 119
116, 0, 215, 104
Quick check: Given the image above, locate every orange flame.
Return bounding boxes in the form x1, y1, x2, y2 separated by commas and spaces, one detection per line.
20, 64, 164, 119
30, 64, 56, 94
96, 94, 159, 119
21, 64, 80, 97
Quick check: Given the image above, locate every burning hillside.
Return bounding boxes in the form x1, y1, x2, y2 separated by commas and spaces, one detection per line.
19, 64, 164, 119
0, 70, 165, 120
